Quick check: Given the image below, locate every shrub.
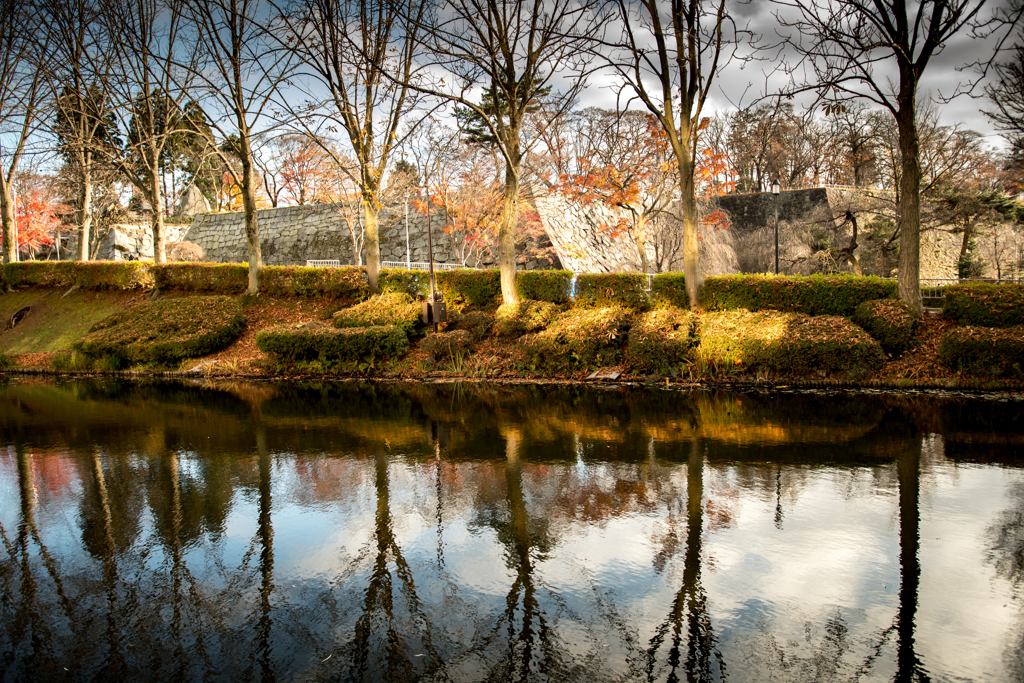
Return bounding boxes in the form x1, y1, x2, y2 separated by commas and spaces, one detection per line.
73, 295, 245, 365
154, 263, 249, 294
698, 309, 885, 376
256, 322, 408, 369
650, 272, 689, 309
943, 283, 1024, 327
378, 268, 429, 298
332, 292, 423, 337
451, 310, 495, 340
261, 265, 368, 303
166, 241, 205, 262
420, 329, 474, 358
938, 325, 1024, 376
516, 270, 572, 304
853, 298, 919, 356
436, 268, 501, 310
574, 273, 650, 311
0, 350, 12, 369
493, 299, 561, 339
700, 274, 896, 316
2, 261, 154, 290
519, 307, 632, 371
627, 308, 696, 371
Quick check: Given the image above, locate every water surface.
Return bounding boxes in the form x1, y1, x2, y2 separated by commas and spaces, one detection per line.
1, 379, 1022, 682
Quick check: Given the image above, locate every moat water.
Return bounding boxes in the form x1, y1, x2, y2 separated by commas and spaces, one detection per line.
1, 378, 1022, 682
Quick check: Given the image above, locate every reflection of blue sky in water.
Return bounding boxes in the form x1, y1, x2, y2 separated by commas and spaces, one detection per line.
1, 383, 1023, 681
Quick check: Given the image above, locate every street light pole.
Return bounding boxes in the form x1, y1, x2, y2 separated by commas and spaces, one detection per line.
405, 188, 412, 268
772, 179, 781, 275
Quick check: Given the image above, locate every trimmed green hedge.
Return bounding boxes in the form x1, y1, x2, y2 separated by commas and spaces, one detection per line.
516, 270, 572, 304
72, 295, 244, 364
437, 269, 501, 310
259, 265, 368, 303
938, 325, 1024, 376
701, 274, 896, 316
493, 299, 561, 339
627, 308, 696, 371
519, 307, 632, 371
332, 292, 423, 337
852, 298, 919, 356
154, 263, 249, 293
378, 268, 429, 297
379, 268, 502, 310
650, 272, 689, 309
574, 273, 650, 311
256, 322, 408, 368
943, 283, 1024, 327
698, 309, 885, 376
3, 260, 155, 290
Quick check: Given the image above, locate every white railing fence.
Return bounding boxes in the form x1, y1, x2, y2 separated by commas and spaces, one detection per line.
381, 261, 468, 271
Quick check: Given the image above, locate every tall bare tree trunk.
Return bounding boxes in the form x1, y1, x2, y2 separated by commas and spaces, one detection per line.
499, 157, 520, 306
240, 138, 261, 295
363, 197, 379, 293
677, 144, 701, 309
78, 161, 93, 261
0, 173, 17, 264
149, 162, 165, 263
896, 92, 923, 313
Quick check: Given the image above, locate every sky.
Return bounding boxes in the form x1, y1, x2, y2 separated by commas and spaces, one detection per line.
576, 0, 1022, 151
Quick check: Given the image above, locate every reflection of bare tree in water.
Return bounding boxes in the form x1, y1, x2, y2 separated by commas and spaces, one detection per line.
645, 440, 724, 683
341, 449, 440, 682
895, 446, 929, 683
987, 479, 1024, 680
253, 427, 275, 682
0, 445, 70, 674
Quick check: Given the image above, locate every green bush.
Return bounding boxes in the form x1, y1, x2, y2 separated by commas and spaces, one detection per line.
938, 325, 1024, 376
451, 310, 495, 340
943, 283, 1024, 327
493, 299, 561, 339
0, 349, 12, 369
256, 322, 408, 369
627, 308, 696, 371
154, 263, 249, 293
701, 274, 896, 316
517, 270, 572, 304
650, 272, 689, 309
519, 307, 632, 371
2, 261, 155, 290
574, 273, 650, 311
698, 309, 885, 376
436, 269, 501, 310
378, 268, 430, 298
260, 265, 368, 303
853, 298, 919, 356
332, 292, 423, 337
420, 329, 474, 358
72, 295, 245, 365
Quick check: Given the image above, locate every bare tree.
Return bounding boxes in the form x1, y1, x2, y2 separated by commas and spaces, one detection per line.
412, 0, 607, 304
776, 0, 1021, 311
41, 0, 115, 262
97, 0, 204, 264
601, 0, 753, 307
182, 0, 291, 294
276, 0, 430, 294
0, 0, 46, 266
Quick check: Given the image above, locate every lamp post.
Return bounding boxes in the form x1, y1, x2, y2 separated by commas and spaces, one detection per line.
772, 179, 781, 275
405, 187, 413, 268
